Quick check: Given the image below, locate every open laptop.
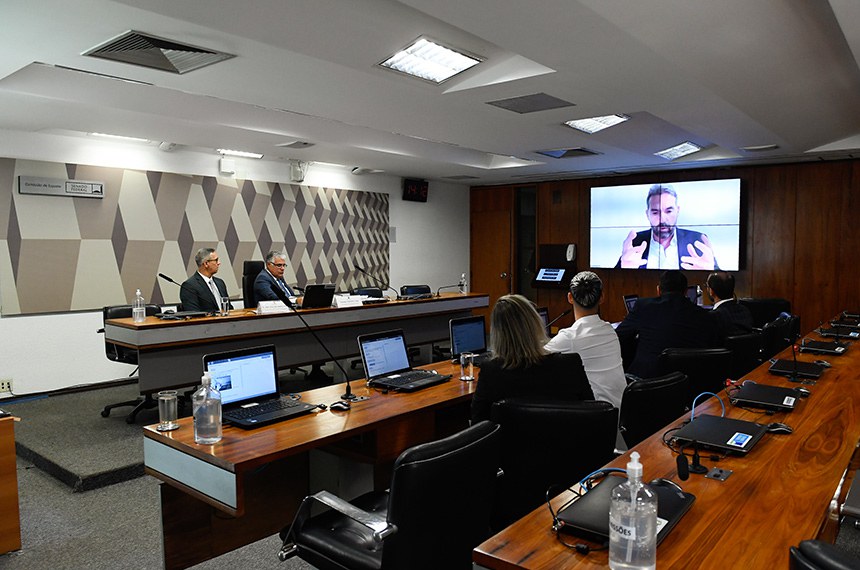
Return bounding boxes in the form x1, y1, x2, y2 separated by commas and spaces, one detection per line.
799, 339, 848, 355
672, 414, 768, 455
730, 381, 798, 412
449, 315, 492, 366
768, 359, 825, 380
556, 475, 695, 544
299, 284, 336, 309
623, 294, 639, 314
203, 344, 317, 429
358, 329, 451, 391
537, 307, 551, 336
685, 285, 699, 304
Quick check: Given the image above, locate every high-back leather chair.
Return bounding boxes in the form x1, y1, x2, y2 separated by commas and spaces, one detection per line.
619, 372, 689, 448
489, 398, 618, 530
789, 539, 860, 569
659, 347, 732, 403
400, 284, 431, 297
760, 314, 799, 361
724, 332, 762, 379
242, 260, 265, 308
738, 297, 791, 328
352, 286, 383, 298
279, 421, 501, 570
98, 303, 161, 423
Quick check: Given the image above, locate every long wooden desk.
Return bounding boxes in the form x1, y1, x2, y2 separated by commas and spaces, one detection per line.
105, 292, 488, 393
144, 360, 473, 570
474, 327, 860, 569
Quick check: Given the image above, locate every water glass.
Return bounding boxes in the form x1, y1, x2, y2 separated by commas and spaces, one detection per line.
156, 390, 180, 432
459, 352, 475, 381
220, 296, 230, 316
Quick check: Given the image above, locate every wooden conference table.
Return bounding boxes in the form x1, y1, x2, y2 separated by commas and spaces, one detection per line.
474, 324, 860, 569
105, 292, 487, 393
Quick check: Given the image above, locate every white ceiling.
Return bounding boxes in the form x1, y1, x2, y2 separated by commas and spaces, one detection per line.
2, 0, 860, 185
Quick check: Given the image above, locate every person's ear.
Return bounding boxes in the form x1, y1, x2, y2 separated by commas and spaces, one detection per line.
567, 292, 574, 305
657, 285, 662, 296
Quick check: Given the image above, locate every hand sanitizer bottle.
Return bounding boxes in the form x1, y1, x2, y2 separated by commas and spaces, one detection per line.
193, 372, 222, 444
458, 272, 468, 295
609, 451, 657, 570
132, 289, 146, 323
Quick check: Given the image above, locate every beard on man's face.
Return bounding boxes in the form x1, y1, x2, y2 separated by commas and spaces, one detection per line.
652, 223, 675, 240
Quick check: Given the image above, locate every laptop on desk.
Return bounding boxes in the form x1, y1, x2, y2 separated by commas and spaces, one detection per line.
672, 414, 768, 455
817, 325, 860, 339
622, 294, 639, 314
768, 359, 825, 380
799, 339, 848, 355
203, 344, 317, 429
299, 284, 336, 309
449, 315, 492, 366
358, 329, 451, 391
730, 381, 798, 412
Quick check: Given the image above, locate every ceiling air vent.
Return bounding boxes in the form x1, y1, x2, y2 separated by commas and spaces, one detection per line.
535, 147, 601, 159
84, 30, 234, 74
486, 93, 574, 114
443, 175, 481, 181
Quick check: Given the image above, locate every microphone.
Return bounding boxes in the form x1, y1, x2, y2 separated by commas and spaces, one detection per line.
269, 283, 362, 401
436, 284, 460, 297
547, 308, 573, 328
158, 273, 180, 286
355, 266, 401, 300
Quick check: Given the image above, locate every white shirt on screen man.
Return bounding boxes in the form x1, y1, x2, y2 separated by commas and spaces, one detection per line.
647, 233, 679, 269
545, 313, 626, 408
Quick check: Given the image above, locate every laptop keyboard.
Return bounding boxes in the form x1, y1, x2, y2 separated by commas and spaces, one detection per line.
378, 370, 436, 386
225, 398, 303, 420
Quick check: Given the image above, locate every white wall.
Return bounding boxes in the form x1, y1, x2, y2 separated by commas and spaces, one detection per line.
0, 131, 469, 398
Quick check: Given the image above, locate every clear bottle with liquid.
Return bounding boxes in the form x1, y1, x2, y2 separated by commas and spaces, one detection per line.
458, 272, 468, 295
132, 289, 146, 323
609, 451, 657, 570
696, 285, 704, 307
193, 372, 222, 444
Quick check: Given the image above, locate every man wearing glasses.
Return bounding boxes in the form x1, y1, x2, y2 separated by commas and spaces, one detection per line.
253, 251, 303, 307
180, 247, 233, 313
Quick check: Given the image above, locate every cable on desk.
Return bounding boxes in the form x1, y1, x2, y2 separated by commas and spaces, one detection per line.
690, 392, 726, 420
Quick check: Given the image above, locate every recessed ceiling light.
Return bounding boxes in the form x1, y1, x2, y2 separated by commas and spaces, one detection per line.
217, 148, 264, 159
380, 37, 480, 84
89, 132, 150, 143
564, 114, 629, 134
655, 141, 702, 160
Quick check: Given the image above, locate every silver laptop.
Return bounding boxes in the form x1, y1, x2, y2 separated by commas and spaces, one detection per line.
357, 329, 450, 391
449, 315, 492, 366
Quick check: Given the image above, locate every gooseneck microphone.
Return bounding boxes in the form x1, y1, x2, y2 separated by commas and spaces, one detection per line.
355, 265, 401, 300
547, 308, 573, 328
436, 284, 460, 297
158, 273, 180, 286
268, 283, 360, 401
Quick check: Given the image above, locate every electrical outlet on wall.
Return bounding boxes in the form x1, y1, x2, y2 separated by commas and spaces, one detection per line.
0, 380, 12, 394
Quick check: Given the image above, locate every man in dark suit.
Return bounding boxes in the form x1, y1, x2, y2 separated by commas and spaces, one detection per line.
180, 247, 232, 313
706, 271, 754, 338
616, 184, 719, 270
615, 270, 720, 378
253, 251, 302, 306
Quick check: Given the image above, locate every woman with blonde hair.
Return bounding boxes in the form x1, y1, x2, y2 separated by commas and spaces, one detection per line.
470, 294, 593, 422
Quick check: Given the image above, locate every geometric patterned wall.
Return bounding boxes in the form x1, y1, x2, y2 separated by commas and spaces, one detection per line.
0, 158, 389, 315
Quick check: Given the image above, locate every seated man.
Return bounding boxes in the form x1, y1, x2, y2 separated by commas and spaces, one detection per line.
180, 247, 233, 313
615, 270, 719, 378
545, 271, 626, 408
253, 251, 302, 307
706, 271, 754, 338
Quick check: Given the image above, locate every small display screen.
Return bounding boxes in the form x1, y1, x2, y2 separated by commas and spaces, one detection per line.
536, 268, 566, 282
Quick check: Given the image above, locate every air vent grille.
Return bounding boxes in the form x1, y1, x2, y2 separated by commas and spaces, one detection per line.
535, 147, 601, 159
486, 93, 574, 114
84, 31, 234, 74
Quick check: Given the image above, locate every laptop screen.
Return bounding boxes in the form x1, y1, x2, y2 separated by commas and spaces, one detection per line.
623, 294, 639, 313
685, 285, 698, 304
203, 345, 279, 405
450, 316, 486, 357
359, 330, 411, 379
537, 307, 550, 335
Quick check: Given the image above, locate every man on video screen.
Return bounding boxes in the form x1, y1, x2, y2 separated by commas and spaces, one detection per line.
616, 184, 718, 270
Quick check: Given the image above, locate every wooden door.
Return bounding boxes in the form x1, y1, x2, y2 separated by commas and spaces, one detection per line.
471, 187, 514, 322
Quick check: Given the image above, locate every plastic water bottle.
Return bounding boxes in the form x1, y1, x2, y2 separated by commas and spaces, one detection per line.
458, 272, 468, 295
696, 285, 704, 307
132, 289, 146, 323
609, 451, 657, 570
193, 372, 222, 444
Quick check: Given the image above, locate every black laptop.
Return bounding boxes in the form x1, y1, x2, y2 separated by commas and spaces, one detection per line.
537, 307, 550, 336
299, 284, 336, 309
358, 329, 451, 391
799, 339, 848, 355
672, 414, 768, 455
730, 381, 799, 412
623, 294, 639, 314
449, 316, 492, 366
556, 475, 695, 544
817, 325, 860, 339
203, 344, 317, 429
768, 359, 825, 379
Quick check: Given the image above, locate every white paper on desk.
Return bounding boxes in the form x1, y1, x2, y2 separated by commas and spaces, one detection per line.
333, 295, 364, 308
256, 300, 293, 314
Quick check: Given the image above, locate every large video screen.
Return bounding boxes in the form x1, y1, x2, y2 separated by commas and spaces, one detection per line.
590, 179, 741, 271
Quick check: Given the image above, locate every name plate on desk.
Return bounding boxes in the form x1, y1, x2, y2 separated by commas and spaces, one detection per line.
257, 300, 293, 315
333, 295, 363, 308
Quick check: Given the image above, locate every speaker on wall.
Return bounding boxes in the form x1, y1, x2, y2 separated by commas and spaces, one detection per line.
402, 178, 429, 202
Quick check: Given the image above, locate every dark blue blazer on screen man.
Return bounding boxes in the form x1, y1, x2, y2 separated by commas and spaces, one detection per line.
615, 228, 719, 269
180, 273, 231, 313
253, 269, 296, 305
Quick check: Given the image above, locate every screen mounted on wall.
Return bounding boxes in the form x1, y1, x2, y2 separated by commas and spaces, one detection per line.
590, 179, 741, 271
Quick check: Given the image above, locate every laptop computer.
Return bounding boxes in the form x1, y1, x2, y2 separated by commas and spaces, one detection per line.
300, 284, 336, 309
831, 317, 860, 328
730, 381, 798, 412
672, 414, 768, 455
203, 344, 317, 429
449, 315, 492, 366
685, 285, 698, 304
358, 329, 451, 391
817, 325, 860, 339
623, 294, 639, 314
537, 307, 551, 336
768, 359, 825, 379
799, 339, 848, 355
556, 475, 695, 544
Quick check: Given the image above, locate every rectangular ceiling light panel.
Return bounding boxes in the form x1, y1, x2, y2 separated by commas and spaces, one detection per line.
655, 141, 702, 160
564, 114, 629, 134
380, 37, 480, 83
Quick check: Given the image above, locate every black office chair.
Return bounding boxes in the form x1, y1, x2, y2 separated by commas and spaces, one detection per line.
489, 398, 618, 530
789, 539, 860, 569
98, 303, 161, 423
352, 287, 383, 298
400, 284, 431, 297
659, 347, 733, 405
278, 421, 501, 570
738, 297, 791, 329
619, 372, 689, 449
242, 260, 265, 308
724, 332, 763, 379
760, 314, 800, 361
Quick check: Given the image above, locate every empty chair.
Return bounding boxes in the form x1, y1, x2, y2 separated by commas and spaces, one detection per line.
737, 297, 791, 328
724, 332, 762, 379
352, 286, 383, 298
242, 260, 265, 308
619, 372, 689, 448
400, 284, 431, 297
98, 303, 161, 423
278, 421, 501, 570
760, 314, 798, 361
489, 398, 618, 530
659, 347, 732, 404
789, 539, 860, 569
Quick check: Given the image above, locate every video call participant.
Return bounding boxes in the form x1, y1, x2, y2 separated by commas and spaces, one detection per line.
470, 294, 594, 423
253, 251, 303, 307
180, 247, 233, 313
545, 271, 626, 408
615, 270, 719, 379
706, 271, 753, 338
617, 184, 719, 271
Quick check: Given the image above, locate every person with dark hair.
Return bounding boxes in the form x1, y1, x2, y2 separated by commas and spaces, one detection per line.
545, 271, 626, 407
180, 247, 233, 313
706, 271, 753, 337
617, 184, 718, 270
470, 294, 594, 423
615, 270, 719, 378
